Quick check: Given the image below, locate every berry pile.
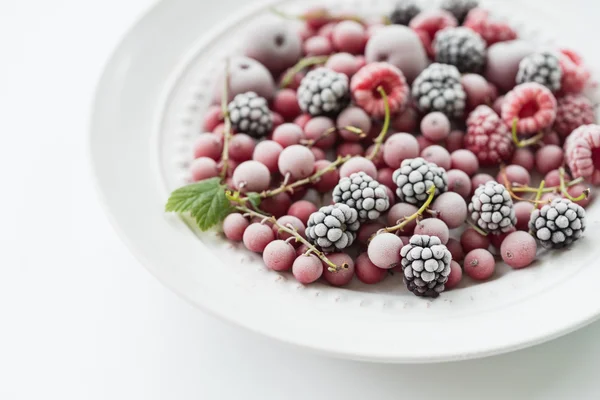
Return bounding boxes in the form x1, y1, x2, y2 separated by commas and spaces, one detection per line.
166, 1, 597, 299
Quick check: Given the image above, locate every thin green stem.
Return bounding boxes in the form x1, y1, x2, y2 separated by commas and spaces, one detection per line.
301, 125, 365, 148
366, 86, 391, 161
511, 118, 544, 148
219, 59, 232, 180
559, 167, 590, 202
279, 56, 329, 88
382, 186, 436, 234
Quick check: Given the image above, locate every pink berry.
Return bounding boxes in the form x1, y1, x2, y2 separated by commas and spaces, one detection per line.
272, 123, 304, 148
431, 192, 468, 229
325, 52, 361, 78
535, 145, 564, 175
414, 219, 450, 245
471, 173, 495, 193
298, 23, 316, 41
253, 140, 283, 173
243, 19, 302, 75
387, 203, 419, 234
500, 231, 537, 269
358, 222, 385, 245
228, 133, 256, 162
460, 228, 490, 253
243, 223, 275, 253
190, 157, 219, 181
510, 148, 535, 170
485, 40, 535, 92
350, 62, 410, 117
337, 142, 364, 157
421, 145, 451, 170
542, 131, 561, 146
383, 185, 396, 207
212, 56, 276, 104
392, 107, 419, 133
514, 201, 534, 231
544, 169, 570, 188
368, 233, 403, 269
278, 145, 315, 179
273, 215, 306, 242
317, 22, 337, 40
567, 184, 592, 208
322, 253, 355, 286
273, 89, 302, 121
377, 167, 395, 191
202, 105, 224, 132
464, 249, 495, 281
293, 254, 323, 284
421, 112, 451, 141
447, 169, 472, 199
450, 149, 479, 176
272, 112, 284, 132
311, 147, 327, 161
303, 6, 330, 30
232, 160, 271, 192
446, 238, 464, 262
223, 213, 250, 242
313, 160, 340, 192
497, 164, 530, 187
261, 192, 292, 218
193, 133, 223, 161
446, 130, 465, 153
337, 106, 372, 141
538, 193, 562, 208
383, 133, 420, 169
304, 117, 336, 149
461, 73, 492, 110
332, 20, 367, 54
219, 159, 239, 178
416, 135, 436, 151
445, 261, 463, 290
263, 240, 297, 271
339, 156, 378, 179
303, 35, 333, 56
501, 82, 557, 136
355, 253, 387, 284
288, 200, 318, 225
366, 144, 385, 168
492, 95, 504, 115
489, 227, 515, 249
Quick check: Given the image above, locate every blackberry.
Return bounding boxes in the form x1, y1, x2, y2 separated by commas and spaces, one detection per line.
306, 203, 360, 252
433, 27, 486, 74
297, 67, 350, 117
389, 0, 421, 25
529, 198, 586, 249
468, 181, 516, 234
332, 172, 390, 222
441, 0, 478, 23
516, 52, 562, 93
400, 235, 452, 298
227, 91, 273, 138
392, 158, 448, 206
412, 63, 466, 118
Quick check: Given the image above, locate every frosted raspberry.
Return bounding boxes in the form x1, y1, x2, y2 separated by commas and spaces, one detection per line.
464, 105, 514, 166
463, 8, 517, 46
554, 94, 596, 139
409, 9, 458, 58
501, 82, 557, 136
350, 62, 409, 117
558, 48, 591, 94
564, 124, 600, 183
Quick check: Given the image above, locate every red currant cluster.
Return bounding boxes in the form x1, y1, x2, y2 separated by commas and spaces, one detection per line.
170, 0, 597, 298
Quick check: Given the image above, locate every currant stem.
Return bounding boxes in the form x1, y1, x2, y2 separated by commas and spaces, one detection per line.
279, 56, 329, 89
559, 167, 590, 202
219, 59, 232, 180
467, 220, 489, 236
511, 118, 544, 148
533, 180, 546, 204
301, 125, 365, 148
366, 86, 391, 161
235, 205, 347, 272
382, 186, 436, 234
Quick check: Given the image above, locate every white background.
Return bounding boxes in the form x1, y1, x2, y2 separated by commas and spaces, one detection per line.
2, 0, 600, 399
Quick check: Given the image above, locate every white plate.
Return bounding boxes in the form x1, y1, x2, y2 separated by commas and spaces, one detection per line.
90, 0, 600, 362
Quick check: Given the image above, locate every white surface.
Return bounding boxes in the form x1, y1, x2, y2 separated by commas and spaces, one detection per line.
3, 0, 600, 398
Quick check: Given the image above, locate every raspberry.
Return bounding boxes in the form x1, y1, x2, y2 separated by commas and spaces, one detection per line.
564, 124, 600, 182
516, 52, 562, 93
554, 94, 596, 138
412, 63, 467, 118
558, 48, 591, 94
501, 82, 557, 135
433, 27, 487, 74
410, 10, 458, 58
464, 105, 514, 166
463, 8, 517, 46
350, 62, 409, 117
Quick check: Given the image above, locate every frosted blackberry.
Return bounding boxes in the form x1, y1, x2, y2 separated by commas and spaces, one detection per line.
400, 235, 452, 298
441, 0, 478, 23
227, 92, 273, 138
529, 198, 586, 249
306, 203, 360, 252
412, 63, 466, 118
516, 52, 562, 93
332, 172, 390, 222
389, 0, 421, 25
433, 27, 486, 73
392, 157, 448, 206
468, 181, 516, 234
297, 67, 350, 117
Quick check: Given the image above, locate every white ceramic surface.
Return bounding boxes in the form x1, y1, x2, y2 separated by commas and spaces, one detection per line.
90, 0, 600, 362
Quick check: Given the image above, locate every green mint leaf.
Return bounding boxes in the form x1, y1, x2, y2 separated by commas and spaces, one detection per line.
246, 192, 262, 209
165, 178, 232, 231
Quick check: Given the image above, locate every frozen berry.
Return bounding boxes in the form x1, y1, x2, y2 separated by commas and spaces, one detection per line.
445, 260, 463, 289
460, 228, 490, 253
392, 107, 419, 133
421, 145, 451, 170
461, 73, 493, 110
304, 116, 337, 149
213, 57, 276, 104
415, 218, 450, 245
471, 173, 494, 191
516, 51, 562, 93
355, 253, 387, 284
193, 133, 223, 161
416, 135, 436, 151
325, 52, 362, 78
568, 183, 592, 208
510, 148, 535, 170
446, 238, 464, 262
332, 20, 367, 54
447, 169, 472, 198
554, 94, 596, 139
190, 157, 219, 181
273, 89, 302, 121
366, 144, 385, 168
339, 156, 378, 179
263, 240, 297, 271
322, 253, 355, 286
337, 142, 364, 157
317, 22, 337, 40
253, 140, 283, 173
489, 228, 515, 249
293, 254, 323, 284
383, 133, 420, 169
223, 213, 250, 242
441, 0, 478, 23
558, 48, 591, 94
350, 62, 409, 117
409, 10, 458, 58
243, 223, 275, 253
544, 169, 570, 188
312, 160, 340, 193
514, 201, 535, 231
463, 8, 517, 45
412, 63, 467, 118
450, 149, 479, 176
261, 192, 292, 218
377, 167, 395, 190
502, 82, 557, 135
421, 112, 451, 141
465, 105, 514, 166
431, 192, 468, 229
484, 40, 534, 92
228, 133, 256, 162
203, 106, 224, 132
288, 200, 318, 225
387, 203, 419, 233
464, 248, 495, 280
303, 35, 333, 56
337, 106, 372, 141
368, 233, 403, 269
498, 164, 530, 187
535, 145, 564, 175
278, 145, 315, 179
433, 27, 487, 74
389, 0, 421, 25
272, 123, 304, 148
564, 124, 600, 183
273, 215, 306, 242
446, 130, 465, 153
500, 231, 537, 269
232, 160, 271, 193
298, 68, 350, 117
